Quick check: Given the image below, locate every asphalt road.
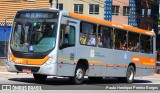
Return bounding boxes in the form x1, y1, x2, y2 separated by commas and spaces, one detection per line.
0, 73, 160, 93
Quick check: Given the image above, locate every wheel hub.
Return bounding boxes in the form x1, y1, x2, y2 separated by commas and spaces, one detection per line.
128, 69, 134, 81
76, 69, 83, 79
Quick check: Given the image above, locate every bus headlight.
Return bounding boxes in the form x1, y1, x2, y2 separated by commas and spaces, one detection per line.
45, 58, 53, 65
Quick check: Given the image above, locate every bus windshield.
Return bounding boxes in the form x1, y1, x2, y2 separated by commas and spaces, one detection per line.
10, 21, 57, 53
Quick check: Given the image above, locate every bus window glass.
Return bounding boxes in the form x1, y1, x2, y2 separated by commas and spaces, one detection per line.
59, 24, 75, 47
114, 29, 127, 50
128, 32, 140, 52
11, 22, 57, 52
140, 35, 152, 54
80, 22, 97, 46
98, 26, 113, 48
12, 24, 23, 48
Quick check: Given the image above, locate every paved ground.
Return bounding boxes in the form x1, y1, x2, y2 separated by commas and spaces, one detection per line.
0, 66, 160, 93
0, 66, 6, 72
0, 72, 160, 87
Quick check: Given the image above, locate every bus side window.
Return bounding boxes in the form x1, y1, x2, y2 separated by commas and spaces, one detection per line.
80, 22, 97, 46
114, 29, 127, 50
99, 26, 113, 48
15, 24, 24, 46
59, 24, 75, 49
128, 32, 140, 52
140, 35, 152, 54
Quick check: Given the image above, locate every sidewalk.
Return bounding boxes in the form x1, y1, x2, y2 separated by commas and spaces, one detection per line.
0, 66, 7, 72
142, 74, 160, 79
0, 58, 7, 72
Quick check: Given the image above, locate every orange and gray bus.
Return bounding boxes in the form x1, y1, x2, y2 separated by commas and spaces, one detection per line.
7, 9, 156, 84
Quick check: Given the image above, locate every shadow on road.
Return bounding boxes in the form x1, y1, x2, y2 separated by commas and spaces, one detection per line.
8, 77, 152, 85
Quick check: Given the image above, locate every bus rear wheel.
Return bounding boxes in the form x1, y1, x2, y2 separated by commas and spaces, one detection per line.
33, 74, 47, 83
70, 65, 85, 85
117, 65, 135, 83
126, 65, 135, 83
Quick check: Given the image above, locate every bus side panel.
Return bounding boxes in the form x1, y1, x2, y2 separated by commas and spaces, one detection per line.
135, 67, 154, 77
76, 46, 128, 77
88, 65, 102, 76
57, 63, 76, 76
57, 16, 79, 76
57, 46, 76, 76
76, 45, 155, 77
105, 67, 127, 77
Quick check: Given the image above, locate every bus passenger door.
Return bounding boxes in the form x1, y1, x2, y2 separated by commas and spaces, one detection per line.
57, 21, 77, 76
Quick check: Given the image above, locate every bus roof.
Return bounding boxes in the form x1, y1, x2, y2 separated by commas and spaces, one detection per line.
69, 12, 155, 36
17, 8, 60, 13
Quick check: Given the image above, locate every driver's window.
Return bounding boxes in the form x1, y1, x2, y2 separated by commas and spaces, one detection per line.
59, 24, 75, 48
14, 24, 23, 45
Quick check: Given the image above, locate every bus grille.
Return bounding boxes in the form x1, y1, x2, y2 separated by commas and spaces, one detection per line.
15, 65, 40, 72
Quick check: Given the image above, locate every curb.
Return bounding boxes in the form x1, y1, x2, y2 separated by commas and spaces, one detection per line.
0, 72, 30, 75
0, 66, 7, 72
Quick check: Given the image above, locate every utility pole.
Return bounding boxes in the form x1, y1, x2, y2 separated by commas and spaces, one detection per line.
51, 0, 58, 9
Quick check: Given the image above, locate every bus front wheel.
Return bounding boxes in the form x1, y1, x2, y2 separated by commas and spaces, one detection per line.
33, 74, 47, 82
70, 65, 85, 85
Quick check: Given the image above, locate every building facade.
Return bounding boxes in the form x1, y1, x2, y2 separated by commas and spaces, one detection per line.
104, 0, 159, 34
57, 0, 104, 19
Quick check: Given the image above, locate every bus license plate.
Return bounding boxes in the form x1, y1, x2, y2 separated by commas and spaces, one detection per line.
22, 69, 31, 73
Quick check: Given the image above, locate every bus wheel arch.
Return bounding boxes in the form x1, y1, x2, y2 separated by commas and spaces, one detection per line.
126, 63, 136, 83
76, 59, 89, 71
70, 59, 89, 85
128, 63, 136, 74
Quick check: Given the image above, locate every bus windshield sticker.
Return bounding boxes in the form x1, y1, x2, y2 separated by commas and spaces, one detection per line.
29, 45, 34, 52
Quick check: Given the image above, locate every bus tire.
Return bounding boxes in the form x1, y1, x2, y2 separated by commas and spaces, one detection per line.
88, 77, 103, 81
33, 74, 47, 82
126, 65, 135, 83
117, 66, 134, 83
71, 65, 85, 85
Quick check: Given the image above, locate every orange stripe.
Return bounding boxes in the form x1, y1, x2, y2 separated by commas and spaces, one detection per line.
132, 56, 155, 66
69, 12, 154, 36
10, 54, 49, 65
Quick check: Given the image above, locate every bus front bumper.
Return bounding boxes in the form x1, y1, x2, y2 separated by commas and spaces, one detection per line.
7, 60, 58, 76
